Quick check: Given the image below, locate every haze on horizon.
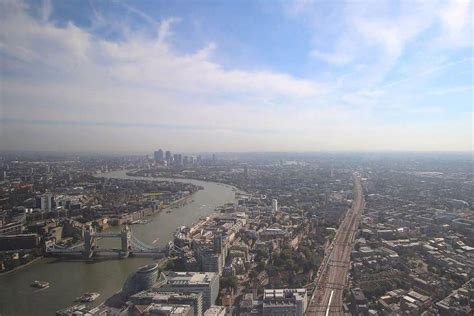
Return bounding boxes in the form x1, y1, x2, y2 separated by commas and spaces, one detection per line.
0, 0, 473, 153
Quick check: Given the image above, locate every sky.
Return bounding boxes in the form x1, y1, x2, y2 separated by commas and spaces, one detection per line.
0, 0, 473, 153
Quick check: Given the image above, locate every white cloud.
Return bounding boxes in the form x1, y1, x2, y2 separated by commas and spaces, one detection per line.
157, 17, 181, 44
302, 0, 472, 88
0, 1, 325, 99
311, 49, 353, 65
0, 0, 472, 152
438, 0, 473, 47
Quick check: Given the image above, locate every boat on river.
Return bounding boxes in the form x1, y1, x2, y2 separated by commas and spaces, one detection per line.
129, 219, 151, 224
31, 280, 49, 289
76, 292, 100, 302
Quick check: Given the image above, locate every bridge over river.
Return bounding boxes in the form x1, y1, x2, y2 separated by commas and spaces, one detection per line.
45, 225, 167, 258
0, 169, 237, 316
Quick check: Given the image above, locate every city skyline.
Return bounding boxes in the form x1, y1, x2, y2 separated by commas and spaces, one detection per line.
1, 0, 473, 153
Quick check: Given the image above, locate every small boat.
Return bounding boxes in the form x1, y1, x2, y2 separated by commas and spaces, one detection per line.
31, 280, 49, 289
76, 292, 100, 303
130, 219, 151, 224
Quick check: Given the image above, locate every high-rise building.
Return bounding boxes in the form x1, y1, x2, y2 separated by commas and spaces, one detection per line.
173, 154, 179, 166
212, 154, 216, 165
200, 253, 223, 274
183, 156, 189, 166
177, 154, 182, 166
40, 194, 53, 212
154, 149, 164, 161
244, 165, 248, 178
213, 233, 223, 254
154, 272, 219, 311
272, 199, 278, 213
165, 151, 172, 162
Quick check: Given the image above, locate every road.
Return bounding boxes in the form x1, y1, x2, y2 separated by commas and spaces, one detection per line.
307, 173, 365, 315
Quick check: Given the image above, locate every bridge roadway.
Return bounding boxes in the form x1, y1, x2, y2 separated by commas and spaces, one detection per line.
45, 227, 166, 258
307, 173, 365, 315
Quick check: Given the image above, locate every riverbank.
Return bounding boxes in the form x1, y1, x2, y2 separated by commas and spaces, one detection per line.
0, 169, 237, 316
125, 169, 245, 196
0, 256, 43, 276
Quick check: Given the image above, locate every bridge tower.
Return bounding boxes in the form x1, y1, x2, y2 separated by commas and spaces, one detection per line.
120, 225, 131, 258
83, 228, 96, 258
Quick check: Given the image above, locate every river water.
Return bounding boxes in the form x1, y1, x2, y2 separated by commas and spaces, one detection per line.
0, 170, 236, 316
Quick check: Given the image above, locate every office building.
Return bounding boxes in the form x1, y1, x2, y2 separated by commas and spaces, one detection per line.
263, 289, 308, 316
272, 199, 278, 213
130, 291, 203, 316
122, 264, 159, 297
166, 151, 172, 161
142, 304, 194, 316
155, 272, 219, 311
41, 194, 53, 212
155, 149, 164, 161
0, 221, 24, 236
201, 253, 223, 274
204, 306, 226, 316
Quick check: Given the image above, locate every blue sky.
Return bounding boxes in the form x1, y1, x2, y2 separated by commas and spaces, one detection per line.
0, 0, 472, 153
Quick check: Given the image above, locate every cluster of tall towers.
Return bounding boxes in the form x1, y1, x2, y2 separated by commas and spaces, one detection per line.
153, 149, 203, 167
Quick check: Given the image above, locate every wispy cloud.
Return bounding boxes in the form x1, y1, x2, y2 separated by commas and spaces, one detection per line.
426, 85, 474, 96
382, 57, 474, 89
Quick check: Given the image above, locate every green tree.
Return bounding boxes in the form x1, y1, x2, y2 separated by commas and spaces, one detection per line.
220, 276, 238, 291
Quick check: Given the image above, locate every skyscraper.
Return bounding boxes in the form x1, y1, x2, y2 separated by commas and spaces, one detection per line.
165, 151, 171, 162
41, 193, 53, 212
272, 199, 278, 213
154, 149, 164, 161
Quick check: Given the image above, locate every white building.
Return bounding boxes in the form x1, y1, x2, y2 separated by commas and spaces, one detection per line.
272, 199, 278, 213
155, 272, 219, 312
263, 289, 308, 316
40, 194, 53, 212
204, 305, 226, 316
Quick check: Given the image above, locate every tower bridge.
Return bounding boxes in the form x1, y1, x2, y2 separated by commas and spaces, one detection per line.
45, 225, 166, 259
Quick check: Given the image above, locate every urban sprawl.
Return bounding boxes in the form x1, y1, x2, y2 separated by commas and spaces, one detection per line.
0, 151, 473, 316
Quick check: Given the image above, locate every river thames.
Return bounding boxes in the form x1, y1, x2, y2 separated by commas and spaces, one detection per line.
0, 170, 236, 316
